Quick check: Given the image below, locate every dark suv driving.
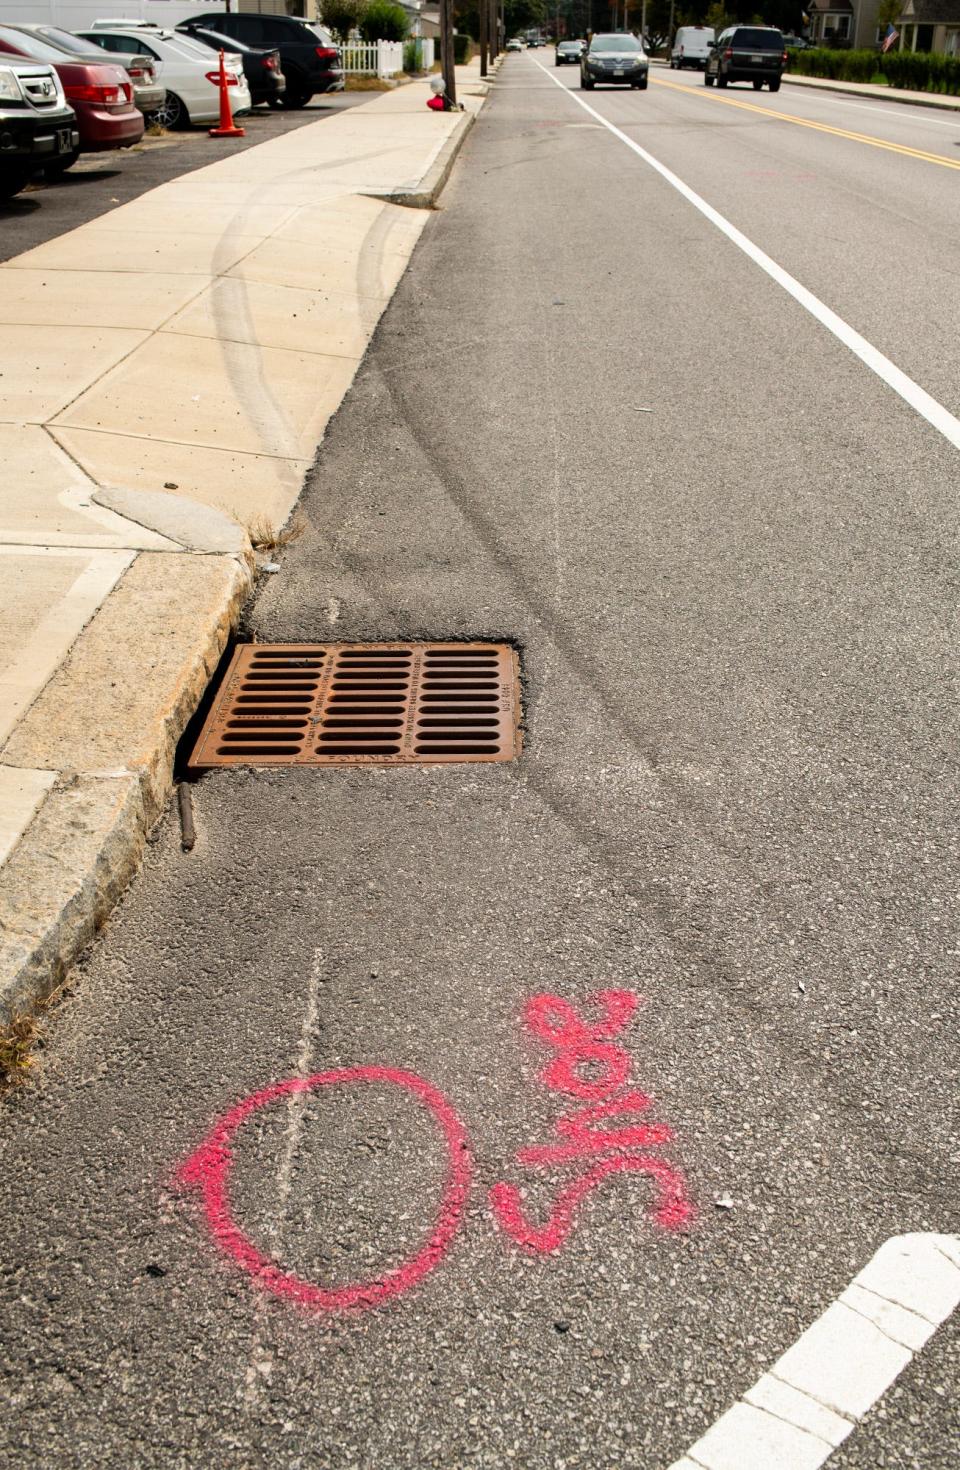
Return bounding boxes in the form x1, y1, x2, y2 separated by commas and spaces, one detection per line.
180, 12, 341, 108
704, 26, 786, 91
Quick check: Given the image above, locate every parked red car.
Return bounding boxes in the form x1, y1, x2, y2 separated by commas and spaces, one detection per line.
0, 24, 142, 172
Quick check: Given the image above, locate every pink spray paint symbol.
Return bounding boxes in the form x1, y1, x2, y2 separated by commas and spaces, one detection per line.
489, 990, 693, 1252
175, 1066, 472, 1313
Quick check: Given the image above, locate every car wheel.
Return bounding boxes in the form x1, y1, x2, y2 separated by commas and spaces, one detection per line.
637, 74, 648, 89
769, 78, 781, 91
717, 75, 728, 87
753, 78, 763, 88
149, 91, 188, 130
43, 149, 81, 177
281, 83, 313, 108
704, 70, 714, 85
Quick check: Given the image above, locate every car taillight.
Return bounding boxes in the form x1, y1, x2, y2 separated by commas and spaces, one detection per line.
781, 50, 788, 62
205, 70, 240, 86
723, 46, 733, 58
315, 46, 338, 60
127, 65, 144, 78
263, 55, 279, 70
65, 81, 125, 104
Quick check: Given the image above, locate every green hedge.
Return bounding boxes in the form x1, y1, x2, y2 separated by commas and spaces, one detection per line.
453, 33, 472, 64
788, 45, 960, 93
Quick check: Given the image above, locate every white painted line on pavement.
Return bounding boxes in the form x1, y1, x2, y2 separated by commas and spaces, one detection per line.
534, 60, 960, 454
783, 91, 960, 129
666, 1233, 960, 1470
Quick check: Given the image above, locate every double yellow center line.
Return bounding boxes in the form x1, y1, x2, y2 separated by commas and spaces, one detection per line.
652, 75, 960, 171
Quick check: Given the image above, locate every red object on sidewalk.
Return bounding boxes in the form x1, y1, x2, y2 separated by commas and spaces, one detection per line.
426, 93, 445, 110
209, 49, 245, 138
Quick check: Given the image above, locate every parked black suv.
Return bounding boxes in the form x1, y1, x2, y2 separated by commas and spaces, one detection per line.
181, 13, 342, 108
704, 26, 786, 90
0, 57, 77, 199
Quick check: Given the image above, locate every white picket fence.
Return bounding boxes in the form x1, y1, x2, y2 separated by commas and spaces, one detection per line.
341, 38, 434, 76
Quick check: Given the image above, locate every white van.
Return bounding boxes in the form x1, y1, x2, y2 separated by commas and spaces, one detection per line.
670, 25, 715, 69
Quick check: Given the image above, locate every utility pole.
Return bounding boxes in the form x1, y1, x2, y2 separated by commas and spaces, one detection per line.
440, 0, 457, 106
666, 0, 675, 55
480, 0, 488, 75
641, 0, 647, 45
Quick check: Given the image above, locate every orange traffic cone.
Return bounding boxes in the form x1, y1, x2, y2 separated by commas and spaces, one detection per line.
209, 49, 245, 138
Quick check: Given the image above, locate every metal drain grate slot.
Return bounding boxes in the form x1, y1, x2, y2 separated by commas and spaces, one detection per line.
187, 643, 521, 769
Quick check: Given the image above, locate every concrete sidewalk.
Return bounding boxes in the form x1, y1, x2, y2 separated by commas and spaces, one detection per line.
0, 64, 491, 1022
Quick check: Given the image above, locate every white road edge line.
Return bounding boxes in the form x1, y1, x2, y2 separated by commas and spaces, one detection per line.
534, 59, 960, 454
666, 1233, 960, 1469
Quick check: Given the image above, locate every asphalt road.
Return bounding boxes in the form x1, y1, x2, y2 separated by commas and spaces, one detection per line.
2, 51, 959, 1470
0, 90, 371, 263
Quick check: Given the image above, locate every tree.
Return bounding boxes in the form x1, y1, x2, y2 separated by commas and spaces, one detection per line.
359, 0, 410, 40
876, 0, 901, 29
322, 0, 367, 40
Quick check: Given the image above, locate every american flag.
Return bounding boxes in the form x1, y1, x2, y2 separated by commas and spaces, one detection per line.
882, 23, 900, 51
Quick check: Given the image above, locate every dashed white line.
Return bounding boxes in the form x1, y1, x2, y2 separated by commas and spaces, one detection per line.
667, 1233, 960, 1470
534, 59, 960, 454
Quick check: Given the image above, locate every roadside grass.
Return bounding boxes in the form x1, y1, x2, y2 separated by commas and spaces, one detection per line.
246, 513, 307, 553
0, 1006, 48, 1093
345, 75, 395, 90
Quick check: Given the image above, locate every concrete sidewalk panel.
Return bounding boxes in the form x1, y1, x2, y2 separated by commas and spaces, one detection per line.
269, 194, 427, 255
50, 427, 311, 532
0, 268, 209, 332
0, 425, 176, 550
52, 333, 359, 461
2, 551, 251, 825
6, 229, 263, 280
0, 767, 56, 870
0, 546, 134, 748
164, 276, 381, 360
1, 325, 149, 424
227, 231, 422, 300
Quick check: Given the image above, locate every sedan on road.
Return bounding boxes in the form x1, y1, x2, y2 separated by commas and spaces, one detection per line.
79, 25, 251, 129
0, 24, 142, 172
705, 26, 787, 90
0, 23, 164, 118
580, 33, 649, 89
555, 40, 584, 65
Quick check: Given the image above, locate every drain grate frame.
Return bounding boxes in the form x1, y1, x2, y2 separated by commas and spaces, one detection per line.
187, 642, 521, 770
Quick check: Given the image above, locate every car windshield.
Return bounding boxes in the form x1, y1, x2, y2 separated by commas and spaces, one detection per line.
559, 42, 580, 49
733, 28, 783, 48
590, 35, 642, 51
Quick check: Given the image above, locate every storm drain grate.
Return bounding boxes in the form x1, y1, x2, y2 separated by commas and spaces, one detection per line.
187, 642, 522, 769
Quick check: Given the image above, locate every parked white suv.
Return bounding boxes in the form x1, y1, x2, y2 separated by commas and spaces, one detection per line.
79, 22, 251, 128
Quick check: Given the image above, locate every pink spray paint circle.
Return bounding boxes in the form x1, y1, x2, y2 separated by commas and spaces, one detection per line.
176, 1065, 473, 1313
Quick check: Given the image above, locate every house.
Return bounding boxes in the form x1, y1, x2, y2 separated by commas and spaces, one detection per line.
808, 0, 879, 48
809, 0, 960, 47
894, 0, 960, 51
